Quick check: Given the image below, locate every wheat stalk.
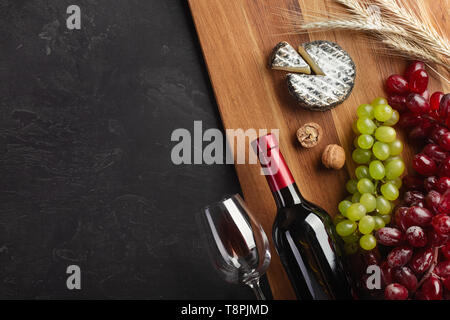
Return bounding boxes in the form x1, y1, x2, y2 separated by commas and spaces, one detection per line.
374, 0, 450, 59
281, 0, 450, 75
382, 34, 447, 67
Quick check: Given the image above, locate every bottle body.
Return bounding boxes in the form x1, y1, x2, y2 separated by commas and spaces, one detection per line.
272, 185, 353, 300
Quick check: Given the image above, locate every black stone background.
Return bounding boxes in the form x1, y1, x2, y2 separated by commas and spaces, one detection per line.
0, 0, 272, 299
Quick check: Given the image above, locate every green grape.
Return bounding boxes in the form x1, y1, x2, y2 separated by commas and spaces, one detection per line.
385, 156, 402, 165
372, 141, 390, 160
357, 118, 376, 135
388, 139, 403, 156
355, 165, 370, 180
342, 232, 360, 244
376, 196, 392, 215
352, 120, 360, 134
374, 104, 393, 122
358, 134, 375, 149
359, 215, 375, 234
336, 220, 357, 236
384, 110, 400, 126
373, 216, 386, 231
380, 213, 391, 224
352, 192, 362, 203
338, 200, 352, 216
381, 182, 399, 201
375, 126, 397, 143
347, 203, 367, 221
344, 242, 359, 255
352, 148, 372, 164
371, 97, 388, 106
360, 193, 377, 212
357, 178, 375, 194
333, 214, 346, 226
369, 160, 385, 180
357, 104, 374, 119
390, 177, 402, 189
346, 179, 358, 194
385, 158, 405, 180
353, 137, 359, 148
360, 234, 377, 250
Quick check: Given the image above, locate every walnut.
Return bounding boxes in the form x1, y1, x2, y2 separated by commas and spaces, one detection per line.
322, 144, 346, 170
296, 122, 323, 148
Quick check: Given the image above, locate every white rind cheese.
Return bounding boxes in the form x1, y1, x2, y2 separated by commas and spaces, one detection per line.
287, 41, 356, 111
270, 42, 311, 74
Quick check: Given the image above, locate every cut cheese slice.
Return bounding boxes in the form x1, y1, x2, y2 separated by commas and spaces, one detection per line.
270, 42, 311, 74
297, 45, 325, 76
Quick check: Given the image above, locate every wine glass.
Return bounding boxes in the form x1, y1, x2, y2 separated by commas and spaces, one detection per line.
199, 194, 271, 300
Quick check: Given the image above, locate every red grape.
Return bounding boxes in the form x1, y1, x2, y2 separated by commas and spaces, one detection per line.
384, 283, 409, 300
405, 226, 427, 247
409, 247, 434, 274
398, 113, 422, 128
425, 190, 442, 214
439, 94, 450, 119
434, 261, 450, 278
438, 189, 450, 213
438, 157, 450, 177
439, 132, 450, 151
429, 126, 448, 144
405, 61, 426, 79
443, 277, 450, 291
428, 229, 449, 247
405, 206, 433, 227
408, 69, 429, 94
420, 275, 443, 300
381, 261, 394, 286
442, 242, 450, 260
363, 251, 380, 266
436, 177, 450, 193
424, 176, 438, 192
388, 94, 407, 112
387, 246, 413, 268
376, 227, 404, 246
430, 92, 444, 111
406, 93, 430, 115
404, 191, 425, 205
409, 125, 429, 140
393, 267, 418, 291
394, 207, 410, 231
413, 154, 437, 176
422, 144, 447, 164
432, 214, 450, 235
386, 75, 409, 95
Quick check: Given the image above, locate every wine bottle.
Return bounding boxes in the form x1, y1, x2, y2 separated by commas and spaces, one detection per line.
252, 133, 354, 300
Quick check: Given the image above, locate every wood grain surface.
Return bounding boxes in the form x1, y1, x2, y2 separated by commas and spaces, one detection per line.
188, 0, 450, 299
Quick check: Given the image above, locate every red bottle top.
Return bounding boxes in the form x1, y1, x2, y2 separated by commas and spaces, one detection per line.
252, 133, 295, 192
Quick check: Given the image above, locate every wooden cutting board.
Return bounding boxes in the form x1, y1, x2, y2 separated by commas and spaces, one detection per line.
188, 0, 450, 299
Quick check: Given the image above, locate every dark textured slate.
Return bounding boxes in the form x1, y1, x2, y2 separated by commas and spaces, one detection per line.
0, 0, 271, 299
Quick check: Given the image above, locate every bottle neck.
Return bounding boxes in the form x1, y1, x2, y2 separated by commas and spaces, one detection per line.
259, 145, 304, 208
272, 183, 303, 208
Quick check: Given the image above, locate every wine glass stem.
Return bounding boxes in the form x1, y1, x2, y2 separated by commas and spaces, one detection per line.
247, 278, 266, 300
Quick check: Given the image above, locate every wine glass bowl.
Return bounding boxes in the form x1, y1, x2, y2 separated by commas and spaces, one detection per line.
200, 194, 271, 299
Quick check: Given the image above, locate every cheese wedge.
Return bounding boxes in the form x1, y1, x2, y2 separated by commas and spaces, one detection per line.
270, 42, 311, 74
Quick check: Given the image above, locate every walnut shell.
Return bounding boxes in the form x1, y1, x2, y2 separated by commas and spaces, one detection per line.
322, 144, 346, 170
296, 122, 323, 148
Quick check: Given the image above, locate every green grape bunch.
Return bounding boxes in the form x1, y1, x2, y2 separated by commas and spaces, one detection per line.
335, 97, 405, 253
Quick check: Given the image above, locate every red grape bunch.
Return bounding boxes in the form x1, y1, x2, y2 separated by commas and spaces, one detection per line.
375, 61, 450, 300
